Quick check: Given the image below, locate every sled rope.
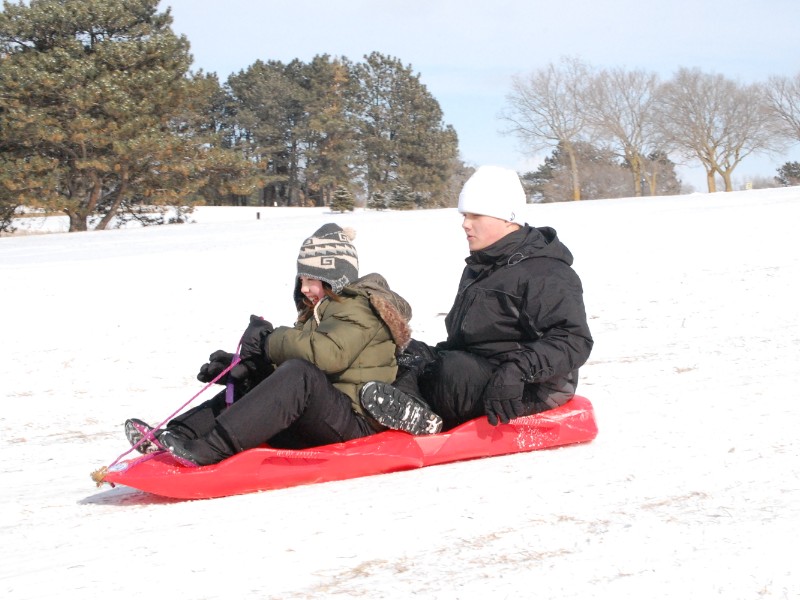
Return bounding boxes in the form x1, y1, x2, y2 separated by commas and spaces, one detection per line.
91, 354, 242, 487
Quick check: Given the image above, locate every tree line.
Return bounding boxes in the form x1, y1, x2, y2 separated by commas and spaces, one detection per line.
0, 0, 460, 232
2, 1, 800, 233
504, 56, 800, 200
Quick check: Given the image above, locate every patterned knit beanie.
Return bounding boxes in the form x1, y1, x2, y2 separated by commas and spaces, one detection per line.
296, 223, 359, 294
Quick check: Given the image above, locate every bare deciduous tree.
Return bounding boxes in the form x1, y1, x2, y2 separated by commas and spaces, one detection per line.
502, 57, 592, 200
656, 68, 779, 192
765, 73, 800, 141
585, 68, 666, 197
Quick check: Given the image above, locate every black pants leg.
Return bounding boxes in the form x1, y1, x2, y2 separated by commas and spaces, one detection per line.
420, 350, 495, 430
210, 358, 374, 452
167, 390, 229, 439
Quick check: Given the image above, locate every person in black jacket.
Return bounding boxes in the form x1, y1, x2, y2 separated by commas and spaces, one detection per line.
360, 165, 594, 432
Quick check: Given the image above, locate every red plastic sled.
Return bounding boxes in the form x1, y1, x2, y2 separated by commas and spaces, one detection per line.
102, 395, 598, 499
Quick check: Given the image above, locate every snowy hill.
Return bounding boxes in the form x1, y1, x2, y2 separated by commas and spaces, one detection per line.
1, 188, 798, 599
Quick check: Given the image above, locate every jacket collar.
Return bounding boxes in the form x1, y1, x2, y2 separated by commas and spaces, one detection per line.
466, 225, 531, 266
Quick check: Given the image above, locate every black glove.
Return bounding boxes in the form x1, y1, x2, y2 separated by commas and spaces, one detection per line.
197, 350, 235, 383
229, 315, 274, 382
238, 315, 274, 360
396, 338, 439, 371
481, 364, 530, 426
483, 392, 530, 426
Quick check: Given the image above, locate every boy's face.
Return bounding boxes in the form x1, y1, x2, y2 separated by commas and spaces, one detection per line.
461, 213, 520, 251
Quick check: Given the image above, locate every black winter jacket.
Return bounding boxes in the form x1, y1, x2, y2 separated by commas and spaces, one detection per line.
440, 224, 593, 409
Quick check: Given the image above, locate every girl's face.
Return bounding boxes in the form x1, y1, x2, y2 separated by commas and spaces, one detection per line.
299, 277, 326, 305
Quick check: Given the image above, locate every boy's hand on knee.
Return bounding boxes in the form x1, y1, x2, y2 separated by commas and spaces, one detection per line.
481, 364, 529, 425
483, 389, 528, 425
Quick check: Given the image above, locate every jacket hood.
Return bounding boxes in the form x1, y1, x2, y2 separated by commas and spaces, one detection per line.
466, 224, 574, 268
343, 273, 413, 352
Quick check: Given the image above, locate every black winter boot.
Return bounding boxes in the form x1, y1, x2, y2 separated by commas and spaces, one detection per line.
161, 426, 236, 467
124, 418, 169, 454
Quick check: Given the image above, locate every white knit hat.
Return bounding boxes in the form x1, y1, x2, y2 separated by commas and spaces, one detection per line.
457, 165, 526, 222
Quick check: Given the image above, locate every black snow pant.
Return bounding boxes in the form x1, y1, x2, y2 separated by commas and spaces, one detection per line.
406, 350, 561, 431
417, 350, 495, 431
168, 358, 375, 453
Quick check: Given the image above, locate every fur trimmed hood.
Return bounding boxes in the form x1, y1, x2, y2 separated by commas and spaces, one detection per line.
344, 273, 412, 352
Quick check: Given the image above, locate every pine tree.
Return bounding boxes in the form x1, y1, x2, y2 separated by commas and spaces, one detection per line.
367, 190, 388, 211
227, 59, 309, 207
330, 185, 355, 212
389, 182, 415, 210
775, 161, 800, 186
0, 154, 19, 234
191, 73, 265, 206
302, 55, 359, 207
353, 52, 458, 207
0, 0, 252, 231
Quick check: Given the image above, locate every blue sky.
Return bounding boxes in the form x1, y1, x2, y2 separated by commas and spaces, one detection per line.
160, 0, 799, 191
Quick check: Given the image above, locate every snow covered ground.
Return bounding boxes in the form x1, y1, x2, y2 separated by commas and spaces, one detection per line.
1, 188, 798, 599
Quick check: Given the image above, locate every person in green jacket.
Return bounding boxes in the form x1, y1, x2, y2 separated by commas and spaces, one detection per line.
124, 223, 437, 467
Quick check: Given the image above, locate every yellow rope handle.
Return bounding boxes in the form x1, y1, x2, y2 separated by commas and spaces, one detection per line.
90, 466, 109, 487
89, 350, 242, 490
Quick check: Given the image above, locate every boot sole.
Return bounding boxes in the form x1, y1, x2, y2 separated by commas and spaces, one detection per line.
361, 381, 443, 435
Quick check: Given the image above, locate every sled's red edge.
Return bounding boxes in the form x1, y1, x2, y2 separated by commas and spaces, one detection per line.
103, 395, 598, 499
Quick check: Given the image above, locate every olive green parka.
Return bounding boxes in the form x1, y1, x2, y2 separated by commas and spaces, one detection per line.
266, 273, 412, 417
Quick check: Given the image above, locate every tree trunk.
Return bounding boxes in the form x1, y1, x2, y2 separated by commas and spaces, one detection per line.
630, 154, 643, 197
67, 172, 104, 231
721, 171, 734, 192
566, 144, 581, 201
95, 169, 129, 230
646, 172, 657, 196
705, 169, 717, 193
67, 210, 88, 232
